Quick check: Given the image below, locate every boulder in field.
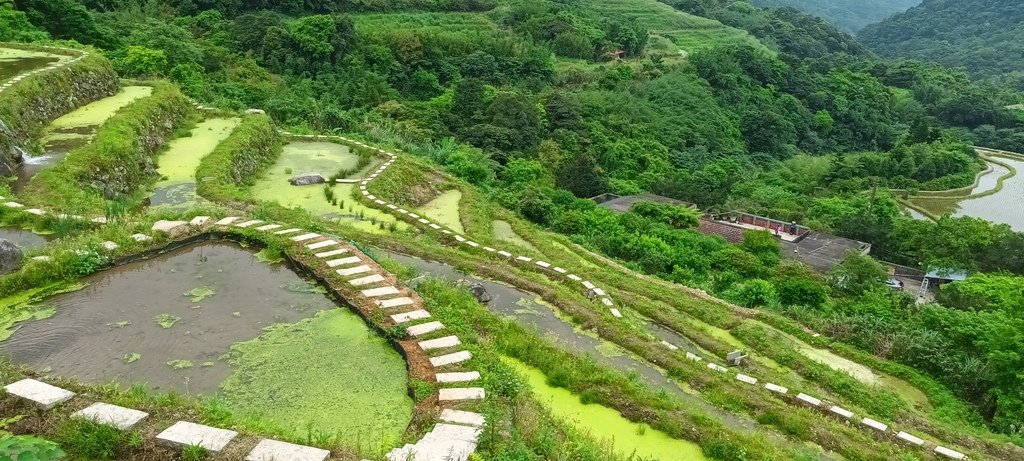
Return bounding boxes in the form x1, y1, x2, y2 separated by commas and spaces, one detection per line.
0, 239, 23, 274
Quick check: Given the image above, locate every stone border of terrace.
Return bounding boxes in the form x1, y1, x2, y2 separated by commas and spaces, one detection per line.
279, 131, 624, 321
270, 133, 975, 461
3, 214, 488, 461
0, 43, 89, 95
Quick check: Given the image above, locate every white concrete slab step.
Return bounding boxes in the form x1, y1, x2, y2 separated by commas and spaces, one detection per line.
73, 402, 148, 430
273, 228, 302, 235
326, 256, 362, 267
291, 233, 321, 242
895, 431, 925, 446
436, 371, 480, 383
315, 248, 349, 258
934, 446, 967, 460
429, 351, 472, 367
235, 219, 263, 228
156, 421, 238, 452
860, 417, 887, 432
406, 321, 444, 337
337, 265, 372, 277
420, 335, 460, 350
152, 220, 188, 234
423, 423, 482, 443
362, 286, 400, 298
306, 240, 338, 250
391, 310, 430, 323
378, 297, 414, 308
439, 409, 485, 428
245, 439, 330, 461
189, 216, 211, 226
256, 224, 282, 231
4, 379, 75, 409
349, 274, 386, 286
215, 217, 240, 226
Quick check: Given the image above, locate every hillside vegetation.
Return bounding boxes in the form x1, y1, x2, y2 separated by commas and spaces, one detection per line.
751, 0, 919, 32
859, 0, 1024, 85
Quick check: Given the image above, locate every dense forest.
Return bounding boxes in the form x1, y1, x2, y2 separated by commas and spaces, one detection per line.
859, 0, 1024, 89
751, 0, 919, 32
5, 0, 1024, 441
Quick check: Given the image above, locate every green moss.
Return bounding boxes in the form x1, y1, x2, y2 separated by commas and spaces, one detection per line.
183, 286, 215, 302
218, 309, 412, 451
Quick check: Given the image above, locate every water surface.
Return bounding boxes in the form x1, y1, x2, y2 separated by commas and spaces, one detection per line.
909, 156, 1024, 231
0, 227, 52, 250
0, 48, 63, 82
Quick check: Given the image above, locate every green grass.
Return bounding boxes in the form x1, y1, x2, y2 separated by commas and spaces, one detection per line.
56, 419, 140, 460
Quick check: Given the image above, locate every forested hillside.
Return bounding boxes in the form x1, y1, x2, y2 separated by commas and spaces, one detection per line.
750, 0, 919, 32
5, 0, 1024, 446
859, 0, 1024, 87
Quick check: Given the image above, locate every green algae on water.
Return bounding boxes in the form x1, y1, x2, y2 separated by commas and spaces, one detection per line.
493, 219, 538, 252
44, 86, 153, 132
184, 286, 215, 302
218, 309, 412, 449
107, 320, 132, 328
503, 356, 709, 461
123, 352, 141, 364
418, 190, 465, 233
167, 359, 193, 370
154, 314, 181, 329
0, 283, 86, 341
282, 281, 325, 294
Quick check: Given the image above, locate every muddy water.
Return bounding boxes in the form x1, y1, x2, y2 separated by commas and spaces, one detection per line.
0, 48, 63, 82
150, 117, 240, 206
0, 242, 338, 394
0, 227, 52, 250
12, 86, 152, 193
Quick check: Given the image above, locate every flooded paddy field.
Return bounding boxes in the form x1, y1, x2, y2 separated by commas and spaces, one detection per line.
12, 86, 152, 193
150, 117, 240, 206
418, 190, 463, 233
0, 48, 64, 82
908, 156, 1024, 231
492, 219, 538, 252
0, 241, 412, 445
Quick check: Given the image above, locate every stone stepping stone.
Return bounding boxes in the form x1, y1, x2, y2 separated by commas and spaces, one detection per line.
934, 446, 967, 460
4, 379, 75, 409
25, 208, 45, 216
391, 310, 430, 323
829, 405, 853, 419
736, 374, 758, 385
593, 287, 606, 296
153, 220, 188, 234
215, 217, 240, 226
235, 220, 263, 228
419, 335, 460, 351
92, 216, 108, 224
406, 321, 444, 337
337, 265, 372, 277
465, 241, 479, 248
436, 372, 480, 384
661, 340, 679, 350
764, 383, 788, 394
497, 251, 512, 258
707, 363, 728, 373
438, 388, 485, 401
306, 240, 338, 250
685, 352, 702, 361
131, 234, 152, 242
101, 241, 119, 251
582, 281, 596, 290
535, 261, 551, 268
326, 256, 362, 267
454, 235, 466, 242
362, 286, 400, 298
439, 409, 485, 428
553, 267, 567, 274
601, 298, 614, 307
378, 297, 414, 309
423, 423, 482, 443
860, 417, 887, 432
4, 201, 24, 208
567, 274, 582, 281
315, 248, 349, 258
246, 439, 329, 461
431, 350, 472, 367
73, 402, 148, 430
895, 431, 925, 446
796, 393, 822, 406
291, 233, 321, 242
429, 224, 441, 230
156, 421, 238, 452
514, 256, 531, 262
609, 308, 622, 318
349, 274, 385, 286
273, 228, 302, 235
255, 224, 282, 231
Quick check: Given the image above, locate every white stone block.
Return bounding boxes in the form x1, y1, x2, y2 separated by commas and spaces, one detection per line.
362, 286, 400, 297
234, 220, 263, 228
592, 288, 606, 296
796, 393, 822, 407
764, 383, 788, 394
407, 321, 444, 336
934, 446, 967, 460
610, 308, 622, 318
375, 200, 386, 205
439, 409, 485, 428
686, 352, 702, 362
25, 208, 45, 216
601, 298, 614, 307
429, 224, 441, 230
391, 310, 431, 323
214, 217, 240, 226
419, 335, 460, 350
255, 224, 282, 231
436, 372, 480, 383
408, 213, 420, 219
378, 297, 414, 308
273, 228, 302, 235
707, 363, 729, 373
582, 281, 596, 289
4, 202, 24, 208
896, 431, 925, 446
156, 421, 238, 452
454, 235, 467, 242
829, 406, 854, 419
442, 230, 452, 234
439, 388, 485, 401
4, 379, 75, 409
497, 251, 512, 258
397, 209, 407, 214
661, 341, 679, 350
152, 220, 188, 234
860, 418, 887, 432
246, 439, 329, 461
131, 234, 152, 242
91, 216, 108, 224
515, 256, 532, 262
73, 402, 148, 430
327, 256, 362, 267
387, 204, 398, 209
553, 267, 567, 274
366, 195, 376, 200
430, 351, 472, 367
466, 241, 480, 247
315, 248, 349, 258
349, 274, 385, 286
290, 233, 321, 242
736, 374, 758, 385
418, 219, 430, 224
567, 274, 582, 281
337, 265, 372, 277
101, 241, 119, 251
306, 240, 338, 250
483, 247, 496, 252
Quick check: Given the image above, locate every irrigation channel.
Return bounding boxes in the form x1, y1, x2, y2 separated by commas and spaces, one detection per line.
379, 250, 840, 461
0, 240, 413, 450
10, 85, 152, 193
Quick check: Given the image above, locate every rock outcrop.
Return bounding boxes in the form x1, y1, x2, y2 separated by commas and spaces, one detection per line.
0, 239, 24, 275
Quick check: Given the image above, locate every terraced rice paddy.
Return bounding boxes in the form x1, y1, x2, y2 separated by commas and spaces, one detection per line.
908, 156, 1024, 231
492, 220, 538, 252
151, 117, 240, 206
418, 190, 464, 233
0, 48, 63, 81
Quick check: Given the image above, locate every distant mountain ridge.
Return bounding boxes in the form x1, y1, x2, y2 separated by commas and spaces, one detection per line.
858, 0, 1024, 80
751, 0, 920, 32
